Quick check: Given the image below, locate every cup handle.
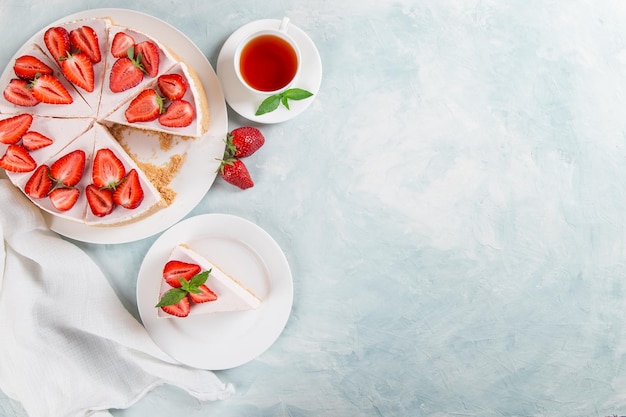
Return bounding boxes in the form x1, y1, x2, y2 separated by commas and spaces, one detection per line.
279, 17, 290, 32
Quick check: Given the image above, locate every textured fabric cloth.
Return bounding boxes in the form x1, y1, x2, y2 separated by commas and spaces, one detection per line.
0, 179, 233, 417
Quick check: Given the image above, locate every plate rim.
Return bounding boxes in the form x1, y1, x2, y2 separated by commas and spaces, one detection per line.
136, 213, 294, 370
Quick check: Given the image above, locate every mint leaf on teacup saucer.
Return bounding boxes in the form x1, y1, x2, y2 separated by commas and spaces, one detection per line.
255, 88, 314, 116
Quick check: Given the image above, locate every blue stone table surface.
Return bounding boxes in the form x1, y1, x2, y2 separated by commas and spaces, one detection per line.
2, 0, 626, 416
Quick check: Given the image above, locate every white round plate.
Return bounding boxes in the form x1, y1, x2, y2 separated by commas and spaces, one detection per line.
136, 214, 293, 370
25, 8, 227, 244
217, 19, 322, 124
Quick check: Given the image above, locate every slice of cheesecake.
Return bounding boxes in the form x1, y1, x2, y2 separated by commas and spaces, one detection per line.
157, 244, 261, 318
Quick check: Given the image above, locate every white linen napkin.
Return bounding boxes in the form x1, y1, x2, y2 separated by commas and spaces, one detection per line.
0, 179, 234, 417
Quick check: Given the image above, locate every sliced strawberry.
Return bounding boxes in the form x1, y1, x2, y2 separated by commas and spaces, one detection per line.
50, 149, 85, 187
124, 89, 163, 123
4, 78, 39, 107
135, 41, 160, 77
188, 284, 218, 304
24, 164, 52, 198
60, 53, 94, 92
86, 184, 114, 217
0, 144, 36, 172
160, 296, 190, 317
162, 260, 202, 288
92, 148, 126, 189
44, 27, 70, 61
69, 26, 101, 63
109, 54, 144, 93
219, 158, 254, 190
29, 74, 73, 105
22, 131, 53, 151
159, 100, 194, 128
13, 55, 54, 80
111, 32, 135, 58
0, 114, 33, 144
113, 169, 143, 209
157, 73, 186, 100
49, 187, 79, 211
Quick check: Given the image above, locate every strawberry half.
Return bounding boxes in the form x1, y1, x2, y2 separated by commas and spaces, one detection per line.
13, 55, 53, 80
113, 169, 143, 209
24, 164, 52, 198
0, 113, 33, 145
162, 260, 202, 288
22, 131, 53, 151
188, 284, 218, 304
109, 49, 144, 93
135, 41, 160, 77
219, 158, 254, 190
0, 144, 36, 172
158, 100, 194, 128
86, 184, 114, 217
111, 32, 135, 58
124, 89, 163, 123
29, 74, 73, 105
160, 296, 190, 318
60, 52, 94, 92
50, 149, 85, 187
157, 73, 186, 100
4, 79, 39, 107
44, 27, 70, 62
69, 26, 101, 63
92, 148, 126, 189
226, 126, 265, 158
49, 187, 79, 211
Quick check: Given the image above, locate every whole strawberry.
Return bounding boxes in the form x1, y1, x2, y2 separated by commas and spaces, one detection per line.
219, 158, 253, 190
226, 126, 265, 158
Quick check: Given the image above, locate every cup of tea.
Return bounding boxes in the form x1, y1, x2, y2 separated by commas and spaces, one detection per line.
234, 17, 301, 95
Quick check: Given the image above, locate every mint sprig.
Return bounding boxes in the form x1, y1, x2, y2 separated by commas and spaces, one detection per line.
155, 270, 210, 308
255, 88, 313, 116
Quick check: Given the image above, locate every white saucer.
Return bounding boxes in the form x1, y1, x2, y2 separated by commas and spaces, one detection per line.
217, 19, 322, 124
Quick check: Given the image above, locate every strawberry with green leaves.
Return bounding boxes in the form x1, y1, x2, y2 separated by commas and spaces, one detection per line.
225, 126, 265, 158
219, 158, 254, 190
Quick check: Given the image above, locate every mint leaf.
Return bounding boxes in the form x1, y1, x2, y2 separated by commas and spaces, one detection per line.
282, 88, 314, 101
255, 88, 314, 116
256, 95, 281, 116
189, 271, 209, 288
155, 288, 187, 307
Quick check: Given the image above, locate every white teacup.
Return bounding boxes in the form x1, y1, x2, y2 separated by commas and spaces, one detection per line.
234, 17, 301, 95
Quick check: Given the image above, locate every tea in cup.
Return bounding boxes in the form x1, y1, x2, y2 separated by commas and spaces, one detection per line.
234, 17, 301, 95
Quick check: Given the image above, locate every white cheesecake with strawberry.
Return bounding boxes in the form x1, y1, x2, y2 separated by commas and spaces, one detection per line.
104, 62, 209, 138
156, 244, 262, 318
0, 16, 211, 226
